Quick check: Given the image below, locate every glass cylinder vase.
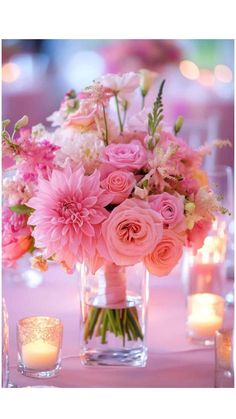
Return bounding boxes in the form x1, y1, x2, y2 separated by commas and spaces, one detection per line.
79, 261, 149, 367
2, 298, 9, 388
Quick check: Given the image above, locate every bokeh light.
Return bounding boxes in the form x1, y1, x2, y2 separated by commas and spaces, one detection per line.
2, 62, 21, 83
179, 60, 199, 80
198, 69, 215, 87
214, 64, 233, 83
64, 51, 105, 89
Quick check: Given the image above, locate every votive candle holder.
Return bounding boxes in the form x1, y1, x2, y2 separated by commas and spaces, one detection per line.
17, 316, 63, 378
187, 293, 224, 345
215, 328, 234, 387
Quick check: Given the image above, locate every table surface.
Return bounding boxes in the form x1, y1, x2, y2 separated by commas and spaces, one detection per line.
3, 262, 234, 388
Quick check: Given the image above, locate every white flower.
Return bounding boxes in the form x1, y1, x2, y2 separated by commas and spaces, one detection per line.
97, 72, 140, 100
140, 69, 158, 96
32, 124, 49, 140
127, 107, 152, 132
52, 127, 105, 174
47, 110, 65, 127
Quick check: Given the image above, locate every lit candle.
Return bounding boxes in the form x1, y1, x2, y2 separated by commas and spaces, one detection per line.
17, 316, 63, 377
21, 339, 59, 370
187, 293, 224, 341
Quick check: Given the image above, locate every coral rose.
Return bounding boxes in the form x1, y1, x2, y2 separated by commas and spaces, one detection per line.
101, 170, 136, 204
144, 230, 183, 276
98, 198, 163, 265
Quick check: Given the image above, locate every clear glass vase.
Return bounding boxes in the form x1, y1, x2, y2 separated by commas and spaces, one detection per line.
79, 261, 149, 367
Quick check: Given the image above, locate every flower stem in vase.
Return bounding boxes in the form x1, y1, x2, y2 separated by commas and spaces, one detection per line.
84, 263, 144, 346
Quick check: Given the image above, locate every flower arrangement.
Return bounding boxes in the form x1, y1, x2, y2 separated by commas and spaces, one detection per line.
2, 71, 230, 346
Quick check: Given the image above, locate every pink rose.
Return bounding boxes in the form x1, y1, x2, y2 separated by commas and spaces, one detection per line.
98, 198, 163, 265
101, 170, 136, 204
144, 230, 183, 277
100, 140, 147, 171
2, 236, 33, 268
149, 192, 184, 230
187, 219, 212, 252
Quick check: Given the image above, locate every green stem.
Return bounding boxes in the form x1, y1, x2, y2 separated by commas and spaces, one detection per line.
84, 305, 143, 346
141, 93, 146, 109
115, 309, 123, 336
122, 309, 127, 347
126, 323, 132, 341
102, 105, 108, 145
127, 318, 137, 340
115, 94, 123, 133
127, 310, 143, 340
89, 307, 101, 338
107, 309, 117, 336
101, 312, 109, 344
95, 309, 105, 337
122, 101, 128, 128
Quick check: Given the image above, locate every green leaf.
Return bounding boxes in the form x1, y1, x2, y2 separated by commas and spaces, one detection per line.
10, 204, 34, 215
142, 179, 149, 188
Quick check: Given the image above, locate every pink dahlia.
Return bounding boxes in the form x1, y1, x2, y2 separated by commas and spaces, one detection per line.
27, 166, 112, 269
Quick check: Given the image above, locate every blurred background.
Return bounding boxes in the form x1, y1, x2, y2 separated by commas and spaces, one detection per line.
2, 39, 234, 170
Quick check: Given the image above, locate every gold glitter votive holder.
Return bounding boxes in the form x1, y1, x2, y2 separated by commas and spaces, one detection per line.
215, 328, 234, 387
17, 316, 63, 378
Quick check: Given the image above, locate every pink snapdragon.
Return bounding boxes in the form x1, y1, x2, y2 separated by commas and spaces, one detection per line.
18, 138, 59, 181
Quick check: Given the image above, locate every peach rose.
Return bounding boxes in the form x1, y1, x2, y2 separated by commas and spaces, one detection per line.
101, 170, 136, 204
144, 230, 183, 276
98, 198, 163, 265
64, 101, 97, 129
